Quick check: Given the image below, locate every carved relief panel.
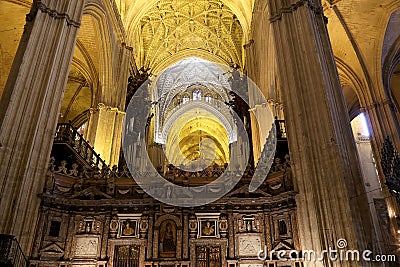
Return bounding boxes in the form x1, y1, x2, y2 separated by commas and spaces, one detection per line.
236, 234, 263, 258
73, 236, 100, 258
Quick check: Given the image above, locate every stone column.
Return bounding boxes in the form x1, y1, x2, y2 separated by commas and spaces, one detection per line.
86, 103, 125, 166
85, 42, 130, 167
0, 0, 85, 255
267, 0, 374, 265
362, 100, 400, 241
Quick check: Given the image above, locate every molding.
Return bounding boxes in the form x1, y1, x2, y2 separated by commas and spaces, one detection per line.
35, 1, 81, 27
269, 0, 323, 23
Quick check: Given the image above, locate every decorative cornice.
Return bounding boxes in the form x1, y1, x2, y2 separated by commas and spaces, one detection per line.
269, 0, 323, 23
35, 1, 81, 27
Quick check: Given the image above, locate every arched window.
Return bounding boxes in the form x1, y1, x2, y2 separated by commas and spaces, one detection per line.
193, 89, 202, 100
182, 95, 190, 104
205, 94, 212, 103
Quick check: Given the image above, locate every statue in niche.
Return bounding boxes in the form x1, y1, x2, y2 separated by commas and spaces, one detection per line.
85, 221, 92, 233
159, 220, 176, 257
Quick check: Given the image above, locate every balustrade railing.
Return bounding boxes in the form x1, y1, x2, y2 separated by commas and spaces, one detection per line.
0, 235, 27, 267
54, 123, 107, 170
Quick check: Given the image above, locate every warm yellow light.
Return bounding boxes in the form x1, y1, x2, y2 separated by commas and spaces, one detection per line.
165, 110, 230, 168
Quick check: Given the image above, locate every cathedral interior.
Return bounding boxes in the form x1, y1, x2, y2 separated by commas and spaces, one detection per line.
0, 0, 400, 266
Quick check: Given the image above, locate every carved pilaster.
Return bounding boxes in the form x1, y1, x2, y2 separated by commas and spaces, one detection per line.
64, 213, 76, 260
290, 211, 300, 250
227, 210, 234, 259
176, 228, 182, 260
101, 215, 111, 259
0, 0, 85, 254
264, 212, 272, 252
183, 212, 189, 259
147, 211, 154, 260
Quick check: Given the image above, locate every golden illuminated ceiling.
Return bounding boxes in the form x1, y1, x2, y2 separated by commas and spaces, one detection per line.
131, 0, 244, 72
152, 57, 237, 167
165, 114, 230, 167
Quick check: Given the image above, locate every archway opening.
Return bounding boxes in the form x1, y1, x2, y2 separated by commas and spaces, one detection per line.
146, 57, 243, 174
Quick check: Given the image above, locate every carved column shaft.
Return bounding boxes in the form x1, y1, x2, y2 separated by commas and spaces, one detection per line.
0, 0, 85, 254
267, 0, 374, 265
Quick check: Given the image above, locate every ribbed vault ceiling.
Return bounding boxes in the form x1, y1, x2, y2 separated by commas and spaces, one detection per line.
131, 0, 244, 72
